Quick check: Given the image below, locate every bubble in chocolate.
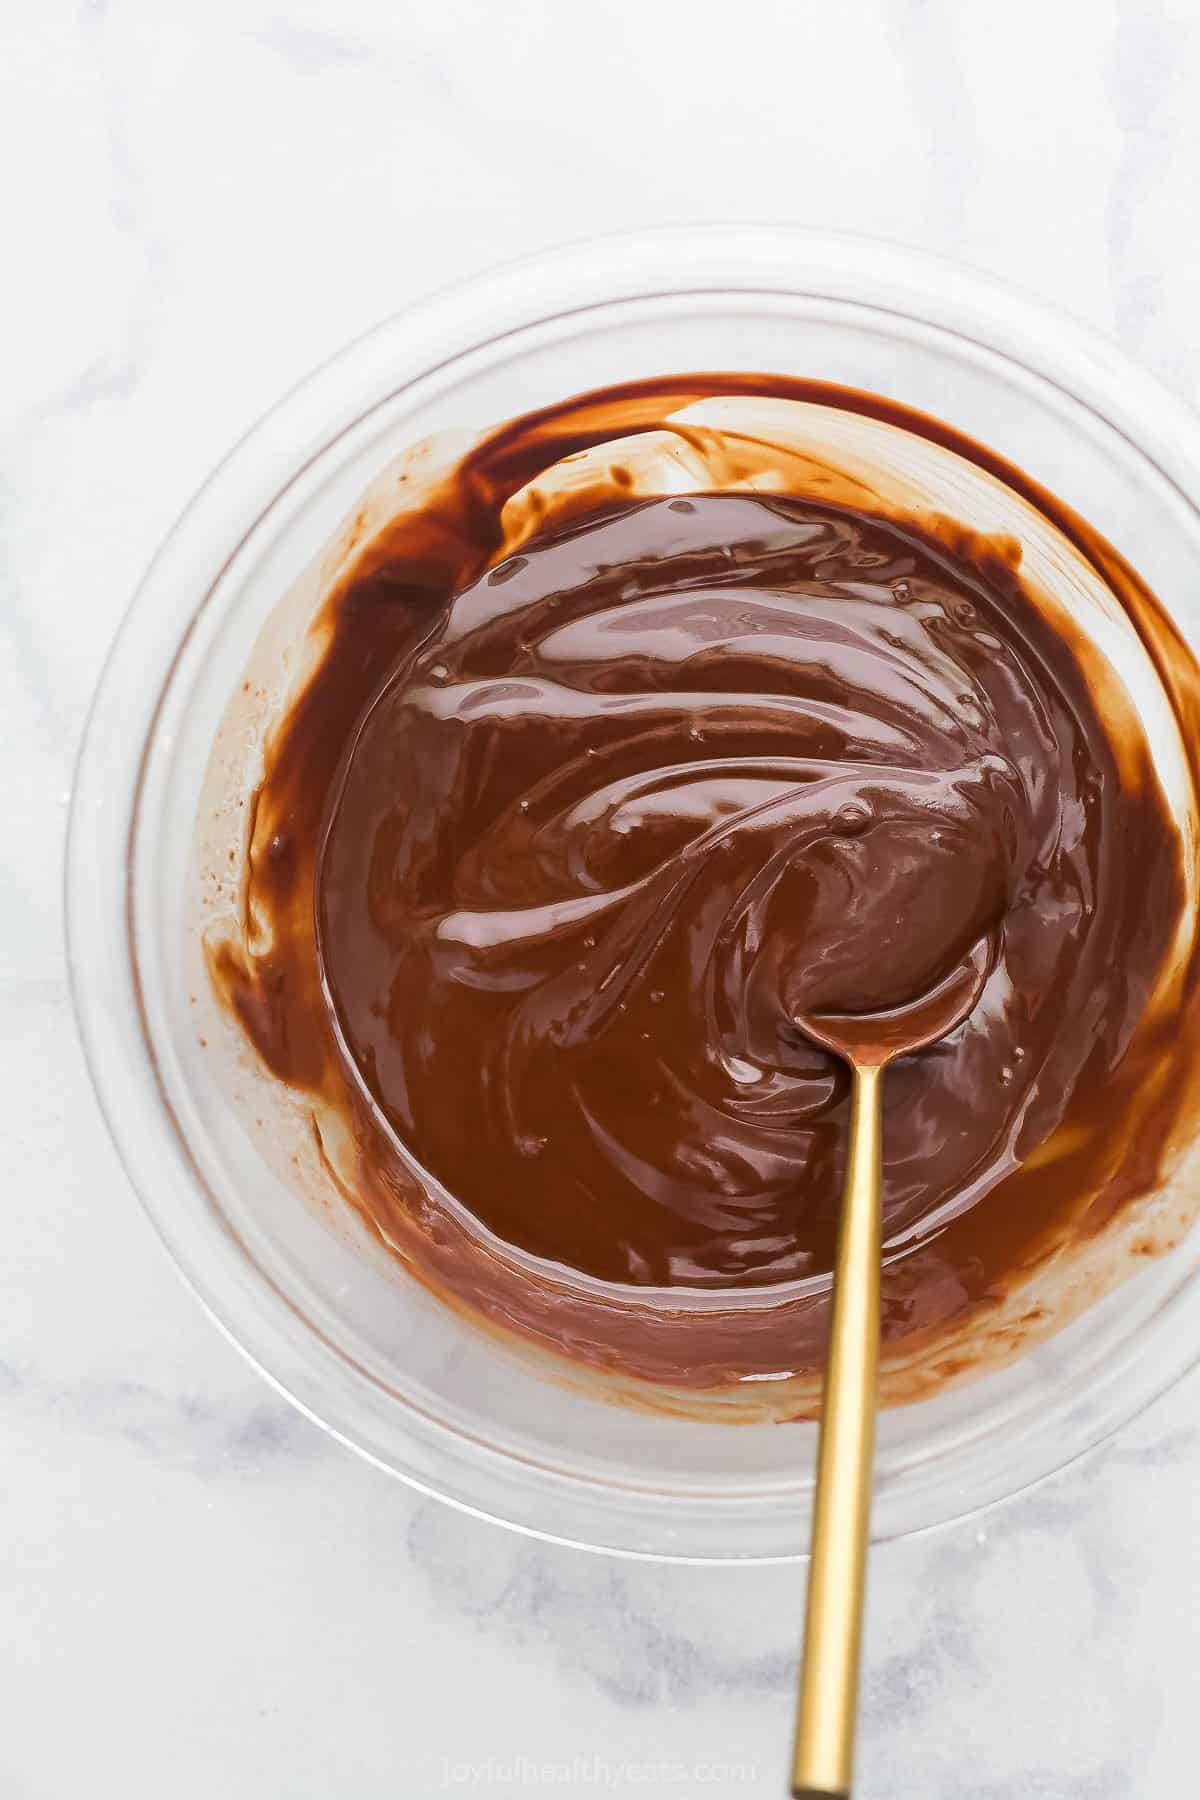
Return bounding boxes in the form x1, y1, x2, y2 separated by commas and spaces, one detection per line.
487, 555, 529, 587
832, 800, 873, 837
892, 579, 912, 602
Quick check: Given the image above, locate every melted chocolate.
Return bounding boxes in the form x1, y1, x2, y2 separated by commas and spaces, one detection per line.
208, 375, 1200, 1392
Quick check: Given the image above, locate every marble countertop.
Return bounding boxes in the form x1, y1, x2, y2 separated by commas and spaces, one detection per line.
6, 1, 1200, 1793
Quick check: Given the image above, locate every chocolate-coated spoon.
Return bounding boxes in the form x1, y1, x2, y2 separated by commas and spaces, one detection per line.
790, 935, 994, 1799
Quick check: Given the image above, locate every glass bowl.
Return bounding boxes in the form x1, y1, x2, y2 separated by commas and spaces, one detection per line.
67, 227, 1200, 1562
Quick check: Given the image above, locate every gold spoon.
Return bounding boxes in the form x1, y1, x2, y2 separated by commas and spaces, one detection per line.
790, 935, 994, 1799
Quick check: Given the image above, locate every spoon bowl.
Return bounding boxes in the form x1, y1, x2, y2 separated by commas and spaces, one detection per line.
795, 934, 996, 1068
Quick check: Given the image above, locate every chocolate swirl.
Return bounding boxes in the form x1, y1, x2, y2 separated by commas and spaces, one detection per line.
318, 491, 1165, 1289
207, 376, 1200, 1396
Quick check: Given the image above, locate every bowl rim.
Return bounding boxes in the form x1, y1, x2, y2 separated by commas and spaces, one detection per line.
66, 223, 1200, 1561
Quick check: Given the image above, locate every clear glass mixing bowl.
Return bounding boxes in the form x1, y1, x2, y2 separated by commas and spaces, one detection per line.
67, 228, 1200, 1561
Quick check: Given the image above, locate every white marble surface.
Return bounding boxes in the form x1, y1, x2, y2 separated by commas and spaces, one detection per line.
6, 0, 1200, 1792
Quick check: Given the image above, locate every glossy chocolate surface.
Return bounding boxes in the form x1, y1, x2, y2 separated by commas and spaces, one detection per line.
208, 376, 1200, 1389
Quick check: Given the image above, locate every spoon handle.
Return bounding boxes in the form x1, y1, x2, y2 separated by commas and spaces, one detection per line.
792, 1061, 883, 1799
